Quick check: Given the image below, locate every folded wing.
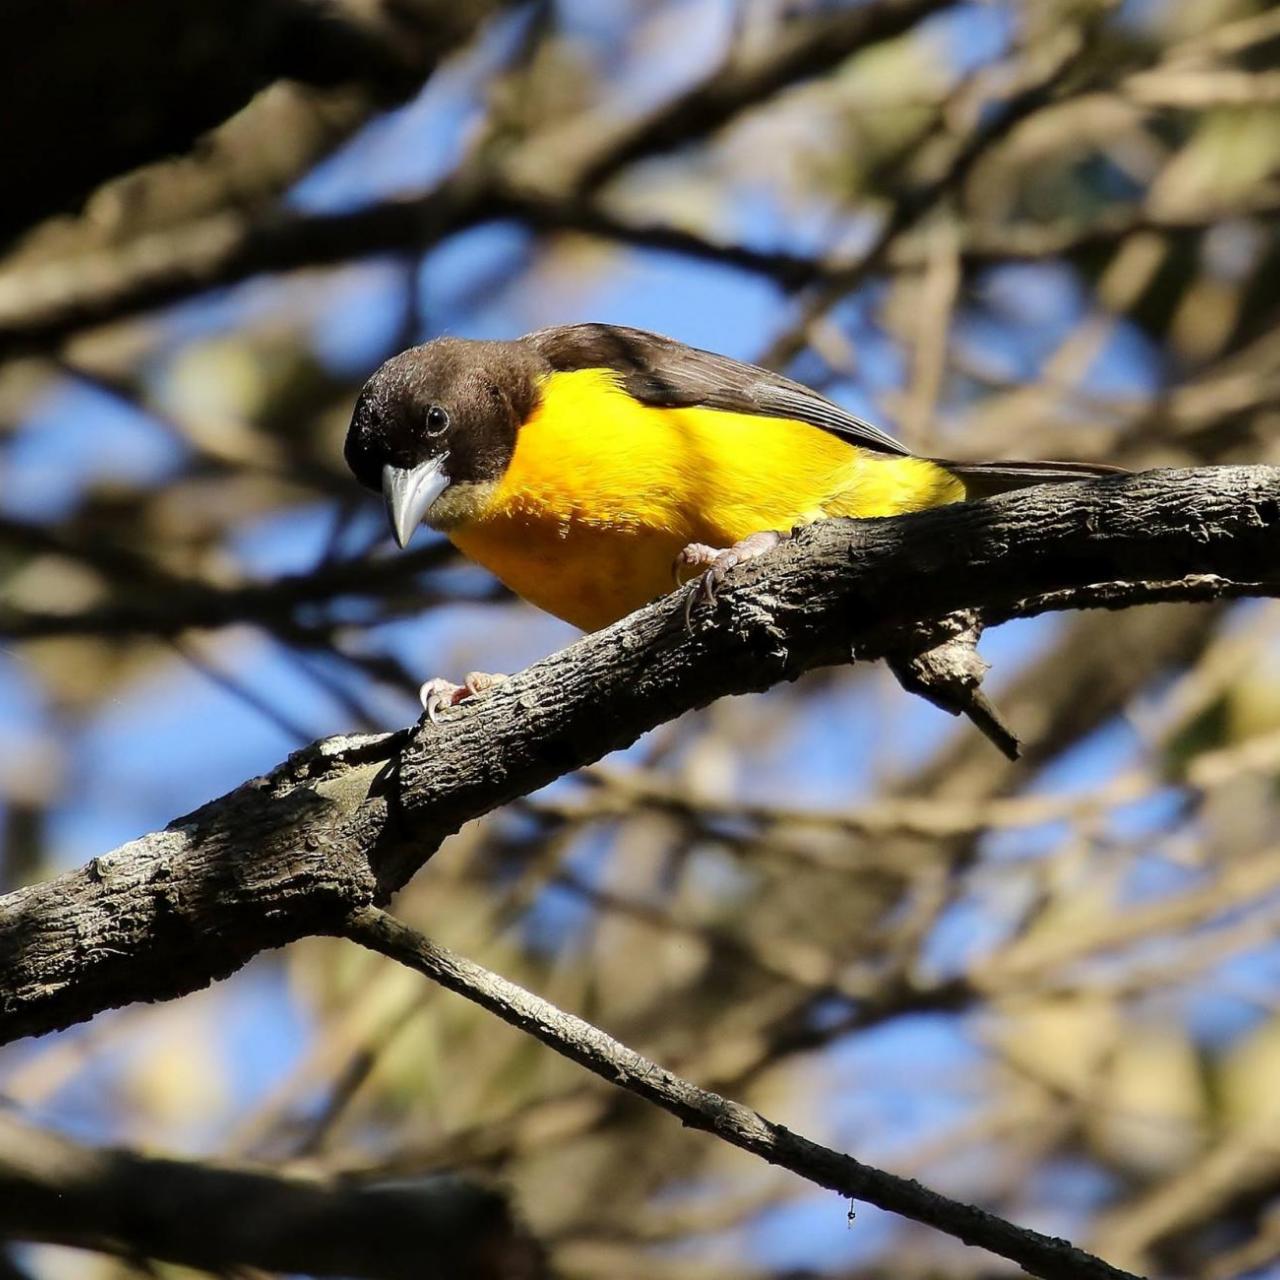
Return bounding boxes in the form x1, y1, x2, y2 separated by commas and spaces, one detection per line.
525, 322, 912, 457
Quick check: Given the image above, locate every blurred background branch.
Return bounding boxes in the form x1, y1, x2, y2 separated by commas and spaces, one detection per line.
0, 1108, 543, 1279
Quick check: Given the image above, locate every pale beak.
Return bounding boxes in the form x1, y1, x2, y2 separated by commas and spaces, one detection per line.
382, 456, 450, 548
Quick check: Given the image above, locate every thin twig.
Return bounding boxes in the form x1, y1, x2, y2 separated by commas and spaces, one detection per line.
343, 905, 1145, 1280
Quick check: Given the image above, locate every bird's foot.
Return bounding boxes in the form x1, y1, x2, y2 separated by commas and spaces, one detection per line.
419, 671, 508, 723
674, 530, 785, 627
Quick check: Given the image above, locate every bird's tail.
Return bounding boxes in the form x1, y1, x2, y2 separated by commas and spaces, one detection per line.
942, 458, 1127, 501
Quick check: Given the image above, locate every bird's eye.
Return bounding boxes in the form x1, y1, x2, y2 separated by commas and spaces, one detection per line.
425, 405, 449, 435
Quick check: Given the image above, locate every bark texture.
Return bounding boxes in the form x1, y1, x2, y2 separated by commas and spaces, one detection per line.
2, 466, 1277, 1045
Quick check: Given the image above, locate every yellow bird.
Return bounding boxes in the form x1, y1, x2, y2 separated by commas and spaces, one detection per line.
345, 323, 1118, 713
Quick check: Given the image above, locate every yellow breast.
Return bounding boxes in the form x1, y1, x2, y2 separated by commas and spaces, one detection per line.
447, 368, 962, 631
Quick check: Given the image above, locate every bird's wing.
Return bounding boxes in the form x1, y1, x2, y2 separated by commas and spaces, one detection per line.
524, 323, 912, 458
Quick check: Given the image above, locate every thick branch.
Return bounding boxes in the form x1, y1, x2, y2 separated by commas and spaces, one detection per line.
0, 1111, 542, 1279
345, 907, 1141, 1280
2, 466, 1279, 1044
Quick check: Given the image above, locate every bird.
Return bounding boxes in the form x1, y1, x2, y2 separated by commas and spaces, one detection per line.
345, 322, 1120, 717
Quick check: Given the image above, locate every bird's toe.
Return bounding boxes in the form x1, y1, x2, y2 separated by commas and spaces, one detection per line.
419, 677, 463, 723
679, 531, 785, 627
419, 672, 509, 723
463, 671, 508, 697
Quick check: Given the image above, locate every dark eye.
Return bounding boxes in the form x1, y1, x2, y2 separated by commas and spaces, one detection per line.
425, 405, 449, 435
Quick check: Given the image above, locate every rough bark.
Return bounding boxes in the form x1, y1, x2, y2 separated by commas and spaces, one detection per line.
2, 466, 1278, 1045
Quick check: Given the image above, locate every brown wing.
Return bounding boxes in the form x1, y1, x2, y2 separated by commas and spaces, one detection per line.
523, 322, 912, 458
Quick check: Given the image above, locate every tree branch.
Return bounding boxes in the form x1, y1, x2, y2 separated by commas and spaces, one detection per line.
0, 518, 459, 641
3, 168, 1272, 356
343, 906, 1142, 1280
565, 0, 952, 192
0, 1110, 543, 1279
0, 177, 485, 355
2, 466, 1278, 1045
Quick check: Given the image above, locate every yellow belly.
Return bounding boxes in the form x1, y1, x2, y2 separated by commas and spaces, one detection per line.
447, 368, 962, 631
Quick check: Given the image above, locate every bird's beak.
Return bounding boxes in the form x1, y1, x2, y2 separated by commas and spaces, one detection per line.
382, 456, 450, 548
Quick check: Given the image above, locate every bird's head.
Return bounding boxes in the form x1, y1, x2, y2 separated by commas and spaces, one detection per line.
345, 337, 540, 546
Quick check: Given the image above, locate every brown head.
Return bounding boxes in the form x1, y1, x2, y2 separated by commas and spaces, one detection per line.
344, 337, 544, 545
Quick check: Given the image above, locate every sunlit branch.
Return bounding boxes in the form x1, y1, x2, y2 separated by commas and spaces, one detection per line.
1, 466, 1277, 1047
